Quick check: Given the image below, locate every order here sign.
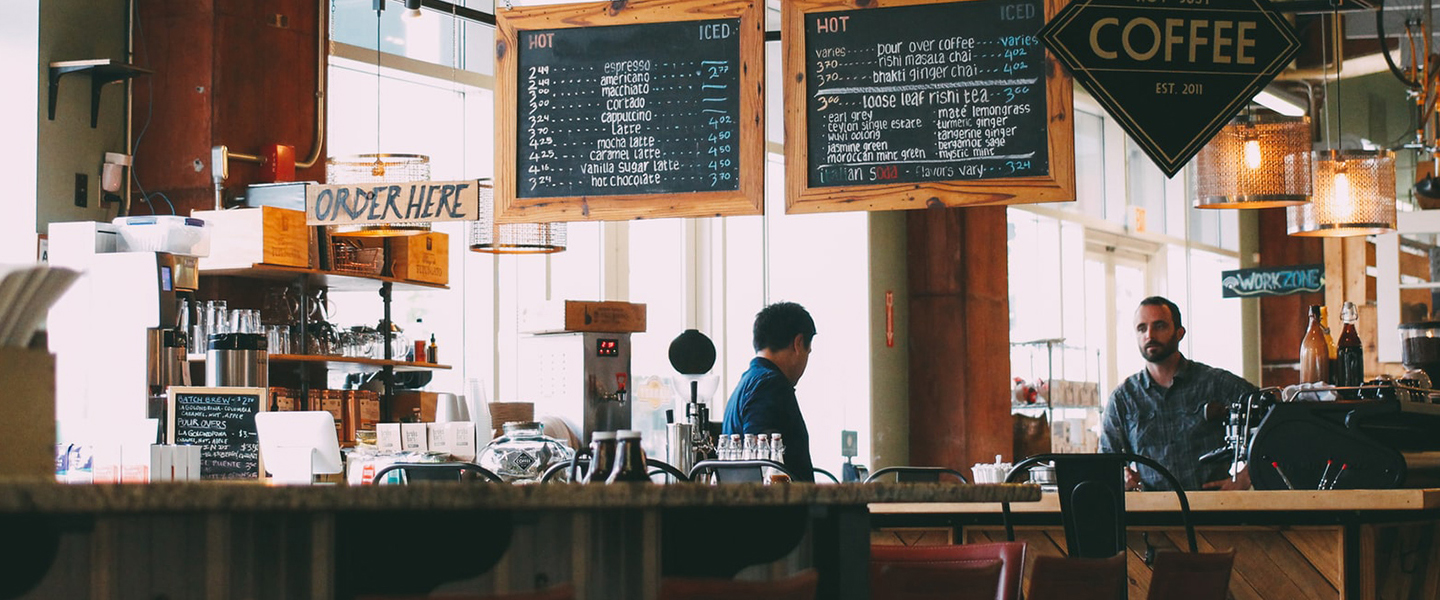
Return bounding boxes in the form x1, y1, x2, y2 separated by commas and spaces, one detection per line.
305, 180, 480, 227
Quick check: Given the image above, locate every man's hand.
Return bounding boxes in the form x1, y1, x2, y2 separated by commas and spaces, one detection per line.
1124, 466, 1142, 491
1202, 466, 1251, 491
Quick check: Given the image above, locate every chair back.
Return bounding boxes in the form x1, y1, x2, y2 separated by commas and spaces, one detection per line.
659, 569, 818, 600
688, 459, 791, 484
870, 542, 1025, 600
1144, 550, 1235, 600
540, 457, 690, 482
864, 466, 969, 484
371, 462, 503, 484
1026, 553, 1127, 600
812, 467, 840, 483
1002, 453, 1196, 558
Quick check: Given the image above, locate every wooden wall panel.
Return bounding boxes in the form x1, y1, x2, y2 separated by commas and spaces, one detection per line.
135, 0, 324, 217
906, 206, 1011, 470
1256, 208, 1324, 387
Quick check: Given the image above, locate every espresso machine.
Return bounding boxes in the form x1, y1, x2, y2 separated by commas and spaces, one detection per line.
49, 221, 197, 444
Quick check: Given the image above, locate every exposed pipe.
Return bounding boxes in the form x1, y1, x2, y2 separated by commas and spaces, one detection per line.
296, 0, 327, 170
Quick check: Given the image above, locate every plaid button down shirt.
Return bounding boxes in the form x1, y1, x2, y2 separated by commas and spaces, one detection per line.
1099, 358, 1256, 491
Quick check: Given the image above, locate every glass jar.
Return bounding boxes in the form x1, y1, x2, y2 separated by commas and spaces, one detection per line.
476, 421, 574, 484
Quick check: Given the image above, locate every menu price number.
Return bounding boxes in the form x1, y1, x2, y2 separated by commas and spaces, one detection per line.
817, 96, 842, 112
524, 64, 558, 194
699, 59, 738, 189
1002, 85, 1031, 103
1005, 159, 1032, 174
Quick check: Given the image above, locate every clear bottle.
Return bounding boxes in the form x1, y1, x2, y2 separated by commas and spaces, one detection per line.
743, 433, 757, 460
716, 435, 731, 461
1320, 306, 1336, 361
1336, 301, 1364, 388
728, 434, 741, 460
581, 431, 617, 484
607, 430, 650, 483
756, 434, 771, 462
770, 433, 785, 463
1300, 305, 1331, 384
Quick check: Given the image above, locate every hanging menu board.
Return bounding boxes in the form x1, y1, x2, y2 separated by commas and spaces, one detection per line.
784, 0, 1075, 213
496, 0, 764, 222
167, 387, 266, 480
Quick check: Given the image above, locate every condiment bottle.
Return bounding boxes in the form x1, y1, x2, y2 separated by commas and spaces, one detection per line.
579, 431, 617, 484
427, 333, 438, 364
1300, 305, 1331, 384
1336, 301, 1364, 388
607, 430, 650, 483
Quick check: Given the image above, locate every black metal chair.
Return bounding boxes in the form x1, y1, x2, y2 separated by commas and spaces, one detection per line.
371, 461, 504, 484
813, 467, 841, 483
1001, 453, 1197, 559
540, 456, 690, 483
687, 459, 792, 483
864, 465, 970, 483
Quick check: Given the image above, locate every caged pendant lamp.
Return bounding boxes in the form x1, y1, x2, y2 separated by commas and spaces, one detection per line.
1287, 149, 1396, 236
1286, 9, 1396, 237
1194, 114, 1312, 209
468, 179, 566, 254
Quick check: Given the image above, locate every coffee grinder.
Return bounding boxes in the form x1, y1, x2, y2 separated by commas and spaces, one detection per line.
667, 329, 719, 472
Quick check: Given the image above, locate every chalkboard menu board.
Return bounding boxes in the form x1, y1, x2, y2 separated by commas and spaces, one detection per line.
517, 20, 741, 198
496, 0, 764, 222
167, 387, 265, 480
784, 0, 1075, 213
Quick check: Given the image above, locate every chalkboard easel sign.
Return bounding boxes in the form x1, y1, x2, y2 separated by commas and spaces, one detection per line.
167, 386, 266, 480
784, 0, 1076, 213
496, 0, 764, 223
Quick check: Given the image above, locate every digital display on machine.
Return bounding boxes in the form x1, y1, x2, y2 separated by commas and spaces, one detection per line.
159, 266, 172, 291
596, 338, 619, 357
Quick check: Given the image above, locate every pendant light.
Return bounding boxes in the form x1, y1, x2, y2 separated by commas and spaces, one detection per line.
1287, 148, 1396, 236
1287, 12, 1396, 237
468, 179, 566, 254
1193, 114, 1312, 209
330, 2, 431, 238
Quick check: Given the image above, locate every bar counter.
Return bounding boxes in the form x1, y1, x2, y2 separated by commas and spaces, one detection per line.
871, 489, 1440, 599
0, 481, 1037, 600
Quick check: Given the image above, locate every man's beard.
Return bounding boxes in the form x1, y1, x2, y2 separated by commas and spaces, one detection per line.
1142, 343, 1176, 363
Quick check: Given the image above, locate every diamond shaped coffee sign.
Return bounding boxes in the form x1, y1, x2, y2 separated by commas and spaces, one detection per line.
1040, 0, 1300, 177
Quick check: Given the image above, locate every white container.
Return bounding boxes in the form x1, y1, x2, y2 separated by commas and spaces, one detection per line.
112, 216, 211, 256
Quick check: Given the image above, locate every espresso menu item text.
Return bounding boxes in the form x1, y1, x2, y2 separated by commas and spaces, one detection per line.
518, 19, 743, 198
172, 392, 261, 480
805, 0, 1049, 187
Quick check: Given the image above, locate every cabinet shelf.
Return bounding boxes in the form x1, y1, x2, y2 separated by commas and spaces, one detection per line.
187, 353, 450, 373
48, 59, 153, 127
200, 263, 448, 292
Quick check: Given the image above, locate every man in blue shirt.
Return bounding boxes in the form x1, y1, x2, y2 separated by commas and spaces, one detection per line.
722, 302, 816, 482
1101, 296, 1256, 491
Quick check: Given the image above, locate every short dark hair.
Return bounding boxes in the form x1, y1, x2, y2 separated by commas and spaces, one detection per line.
1139, 296, 1183, 330
753, 302, 817, 352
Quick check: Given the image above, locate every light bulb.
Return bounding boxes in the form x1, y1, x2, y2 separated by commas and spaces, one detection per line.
1332, 168, 1353, 222
404, 7, 423, 19
1243, 139, 1262, 170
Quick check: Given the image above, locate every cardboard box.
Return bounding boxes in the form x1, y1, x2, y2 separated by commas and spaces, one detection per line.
365, 232, 448, 285
195, 207, 311, 269
392, 391, 439, 422
0, 349, 55, 480
520, 300, 648, 334
270, 387, 299, 411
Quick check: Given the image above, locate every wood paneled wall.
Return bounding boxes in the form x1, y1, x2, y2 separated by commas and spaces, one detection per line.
134, 0, 325, 216
1257, 209, 1324, 387
906, 206, 1012, 469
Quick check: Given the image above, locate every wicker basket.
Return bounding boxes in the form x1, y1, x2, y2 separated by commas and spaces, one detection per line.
332, 243, 383, 276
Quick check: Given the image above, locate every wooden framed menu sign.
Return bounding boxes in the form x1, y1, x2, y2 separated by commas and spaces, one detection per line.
495, 0, 764, 222
784, 0, 1075, 213
167, 386, 266, 480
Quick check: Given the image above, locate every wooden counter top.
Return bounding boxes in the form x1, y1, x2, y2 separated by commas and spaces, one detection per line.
871, 488, 1440, 514
0, 481, 1039, 514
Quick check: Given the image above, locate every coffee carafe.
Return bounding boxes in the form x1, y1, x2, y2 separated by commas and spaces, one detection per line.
206, 333, 269, 387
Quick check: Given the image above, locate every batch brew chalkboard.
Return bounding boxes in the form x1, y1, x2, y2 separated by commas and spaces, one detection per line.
516, 19, 743, 198
804, 0, 1048, 187
167, 387, 265, 480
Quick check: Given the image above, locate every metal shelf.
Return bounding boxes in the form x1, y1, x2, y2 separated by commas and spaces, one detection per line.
187, 353, 450, 373
48, 59, 153, 127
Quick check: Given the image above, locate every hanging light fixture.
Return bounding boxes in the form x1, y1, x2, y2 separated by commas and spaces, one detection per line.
327, 153, 434, 237
1287, 149, 1396, 236
1287, 9, 1396, 237
468, 179, 566, 254
328, 3, 431, 238
1194, 114, 1312, 209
